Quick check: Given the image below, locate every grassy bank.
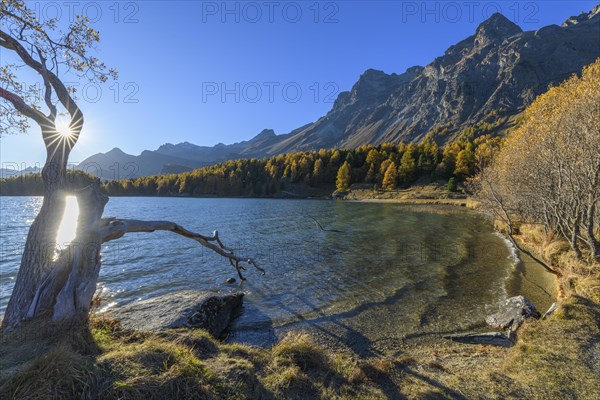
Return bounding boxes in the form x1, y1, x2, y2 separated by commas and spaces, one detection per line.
342, 181, 480, 208
1, 223, 598, 399
0, 317, 447, 400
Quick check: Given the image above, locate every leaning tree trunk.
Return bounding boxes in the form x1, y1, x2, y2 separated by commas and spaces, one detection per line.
0, 126, 100, 331
2, 126, 77, 330
2, 138, 263, 332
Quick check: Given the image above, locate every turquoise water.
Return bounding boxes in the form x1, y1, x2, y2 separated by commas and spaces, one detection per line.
0, 197, 555, 352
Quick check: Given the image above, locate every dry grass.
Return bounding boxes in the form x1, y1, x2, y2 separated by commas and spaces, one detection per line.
502, 295, 600, 400
517, 224, 600, 302
0, 319, 388, 400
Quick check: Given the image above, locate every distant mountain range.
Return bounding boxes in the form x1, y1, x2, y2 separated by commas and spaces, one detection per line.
75, 128, 285, 179
76, 7, 600, 179
0, 167, 41, 179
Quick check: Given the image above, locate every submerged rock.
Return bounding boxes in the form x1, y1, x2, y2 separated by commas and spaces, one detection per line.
443, 332, 512, 347
486, 295, 540, 331
106, 290, 243, 337
226, 277, 236, 284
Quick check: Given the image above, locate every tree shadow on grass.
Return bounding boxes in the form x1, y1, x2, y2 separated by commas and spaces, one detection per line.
269, 287, 419, 399
403, 367, 469, 400
275, 286, 413, 356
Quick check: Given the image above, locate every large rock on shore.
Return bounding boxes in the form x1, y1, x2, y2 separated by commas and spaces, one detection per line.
106, 290, 244, 337
486, 295, 541, 331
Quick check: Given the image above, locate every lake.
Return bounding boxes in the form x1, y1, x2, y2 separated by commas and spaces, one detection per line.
0, 197, 555, 354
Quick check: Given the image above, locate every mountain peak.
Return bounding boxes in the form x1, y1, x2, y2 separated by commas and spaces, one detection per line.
179, 141, 200, 149
361, 68, 386, 77
475, 13, 522, 45
252, 129, 276, 141
351, 69, 397, 98
77, 8, 599, 180
106, 147, 125, 155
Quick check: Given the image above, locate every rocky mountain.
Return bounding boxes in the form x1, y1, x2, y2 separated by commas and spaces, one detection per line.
266, 9, 600, 150
154, 128, 281, 161
77, 7, 600, 179
75, 147, 197, 180
76, 129, 284, 179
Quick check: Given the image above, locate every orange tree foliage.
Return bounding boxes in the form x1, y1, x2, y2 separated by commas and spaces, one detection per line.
474, 58, 600, 259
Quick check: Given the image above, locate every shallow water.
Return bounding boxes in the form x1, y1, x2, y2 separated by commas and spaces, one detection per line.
0, 197, 555, 352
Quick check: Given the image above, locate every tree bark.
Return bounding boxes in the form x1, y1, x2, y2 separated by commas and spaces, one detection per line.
571, 212, 583, 260
586, 202, 600, 260
2, 124, 86, 331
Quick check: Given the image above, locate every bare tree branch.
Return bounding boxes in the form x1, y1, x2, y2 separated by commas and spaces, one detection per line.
100, 218, 266, 280
0, 86, 48, 126
0, 6, 71, 72
35, 46, 57, 120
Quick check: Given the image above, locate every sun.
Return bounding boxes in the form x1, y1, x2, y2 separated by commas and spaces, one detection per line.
46, 114, 80, 155
56, 116, 74, 138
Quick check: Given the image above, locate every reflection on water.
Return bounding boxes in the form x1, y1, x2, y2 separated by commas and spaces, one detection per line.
56, 196, 79, 246
0, 197, 556, 352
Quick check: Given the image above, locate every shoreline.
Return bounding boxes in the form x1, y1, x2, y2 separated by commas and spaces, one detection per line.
346, 197, 478, 208
341, 187, 562, 304
1, 196, 597, 398
334, 182, 478, 207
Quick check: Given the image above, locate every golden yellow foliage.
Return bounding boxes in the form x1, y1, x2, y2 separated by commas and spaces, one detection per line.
477, 58, 600, 261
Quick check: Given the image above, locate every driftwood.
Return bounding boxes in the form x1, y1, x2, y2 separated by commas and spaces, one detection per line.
542, 302, 559, 320
100, 216, 265, 280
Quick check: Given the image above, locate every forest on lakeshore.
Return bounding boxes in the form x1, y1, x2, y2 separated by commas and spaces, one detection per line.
0, 119, 503, 197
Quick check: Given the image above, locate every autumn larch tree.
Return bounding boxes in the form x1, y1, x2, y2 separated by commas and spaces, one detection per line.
399, 148, 417, 184
382, 161, 398, 190
0, 1, 263, 333
336, 161, 351, 192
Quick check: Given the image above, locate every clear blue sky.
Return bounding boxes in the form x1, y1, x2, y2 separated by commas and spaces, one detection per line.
1, 0, 597, 167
